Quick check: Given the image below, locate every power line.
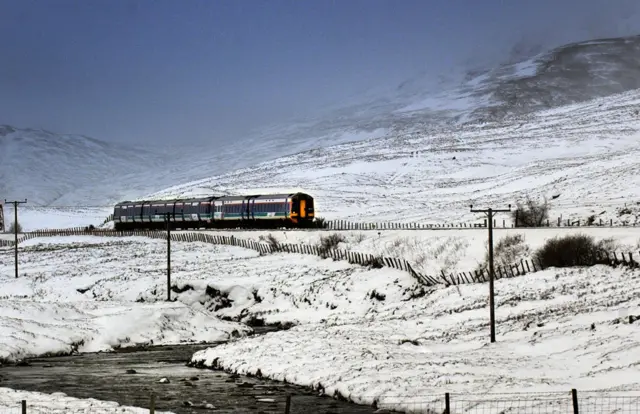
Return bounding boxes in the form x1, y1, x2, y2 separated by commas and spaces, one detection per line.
5, 199, 27, 279
470, 203, 511, 344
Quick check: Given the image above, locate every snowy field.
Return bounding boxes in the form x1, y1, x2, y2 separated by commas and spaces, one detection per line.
0, 236, 257, 361
0, 235, 409, 359
0, 206, 112, 233
0, 227, 639, 411
198, 227, 640, 276
191, 264, 640, 412
144, 89, 640, 226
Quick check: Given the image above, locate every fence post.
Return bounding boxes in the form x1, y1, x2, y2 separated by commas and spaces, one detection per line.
21, 400, 26, 414
150, 392, 155, 414
285, 394, 291, 414
571, 388, 579, 414
444, 392, 450, 414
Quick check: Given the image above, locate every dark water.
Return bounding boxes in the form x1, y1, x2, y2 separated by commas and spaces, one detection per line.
0, 340, 386, 413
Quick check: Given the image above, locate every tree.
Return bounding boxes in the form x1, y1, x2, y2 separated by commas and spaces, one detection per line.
512, 196, 549, 227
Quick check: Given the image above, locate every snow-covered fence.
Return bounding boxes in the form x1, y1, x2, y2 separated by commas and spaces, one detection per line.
6, 228, 639, 289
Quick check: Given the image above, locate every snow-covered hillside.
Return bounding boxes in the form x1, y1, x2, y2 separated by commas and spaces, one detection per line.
7, 35, 640, 222
14, 86, 640, 232
0, 125, 165, 206
147, 87, 640, 226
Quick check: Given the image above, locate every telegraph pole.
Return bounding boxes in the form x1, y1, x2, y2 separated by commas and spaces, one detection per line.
5, 199, 27, 279
470, 204, 511, 343
165, 213, 172, 301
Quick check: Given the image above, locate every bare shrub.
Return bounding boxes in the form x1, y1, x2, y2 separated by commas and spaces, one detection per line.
259, 233, 280, 251
475, 233, 530, 274
381, 236, 468, 275
513, 196, 549, 227
8, 221, 22, 233
534, 234, 611, 268
350, 232, 366, 244
317, 233, 345, 255
313, 217, 326, 228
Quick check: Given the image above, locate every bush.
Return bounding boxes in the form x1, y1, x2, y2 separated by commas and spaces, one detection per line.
490, 233, 530, 268
318, 233, 345, 255
259, 233, 280, 251
313, 217, 327, 228
534, 234, 611, 268
8, 221, 22, 233
475, 233, 530, 275
513, 196, 549, 227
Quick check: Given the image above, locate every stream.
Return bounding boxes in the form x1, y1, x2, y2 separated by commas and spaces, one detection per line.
0, 334, 386, 413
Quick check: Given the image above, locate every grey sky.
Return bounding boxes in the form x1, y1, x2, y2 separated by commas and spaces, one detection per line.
1, 0, 639, 147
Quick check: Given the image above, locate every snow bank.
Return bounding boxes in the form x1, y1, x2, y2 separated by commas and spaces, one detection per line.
0, 387, 172, 413
0, 300, 249, 361
0, 236, 257, 360
191, 265, 640, 411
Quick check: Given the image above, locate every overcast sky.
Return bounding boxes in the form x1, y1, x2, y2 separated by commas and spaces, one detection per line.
1, 0, 640, 146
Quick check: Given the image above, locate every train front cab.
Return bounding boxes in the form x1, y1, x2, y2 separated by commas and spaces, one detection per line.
289, 192, 315, 225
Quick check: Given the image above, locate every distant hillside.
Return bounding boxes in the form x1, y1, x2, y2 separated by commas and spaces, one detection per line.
258, 34, 640, 142
6, 34, 640, 210
0, 125, 163, 206
147, 87, 640, 226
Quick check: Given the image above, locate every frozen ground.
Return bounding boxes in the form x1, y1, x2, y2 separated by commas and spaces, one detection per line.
147, 89, 640, 226
191, 264, 640, 412
0, 387, 171, 413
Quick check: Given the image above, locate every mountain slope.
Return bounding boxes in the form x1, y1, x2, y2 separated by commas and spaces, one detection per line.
0, 125, 165, 206
7, 34, 640, 213
147, 87, 640, 225
258, 34, 640, 144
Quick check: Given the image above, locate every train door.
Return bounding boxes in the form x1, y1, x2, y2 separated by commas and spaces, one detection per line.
249, 199, 255, 220
300, 199, 307, 218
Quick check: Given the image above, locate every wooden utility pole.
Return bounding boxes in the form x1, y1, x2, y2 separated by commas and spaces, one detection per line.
470, 204, 511, 343
5, 199, 27, 279
165, 213, 172, 301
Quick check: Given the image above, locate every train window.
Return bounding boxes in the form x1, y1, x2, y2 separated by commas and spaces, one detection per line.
142, 205, 151, 217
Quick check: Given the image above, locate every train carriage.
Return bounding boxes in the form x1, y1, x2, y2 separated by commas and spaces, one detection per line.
113, 192, 315, 231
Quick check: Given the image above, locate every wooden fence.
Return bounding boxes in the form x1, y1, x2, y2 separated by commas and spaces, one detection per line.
2, 228, 638, 288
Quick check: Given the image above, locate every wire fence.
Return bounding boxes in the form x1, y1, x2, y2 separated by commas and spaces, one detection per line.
2, 389, 639, 413
1, 228, 639, 289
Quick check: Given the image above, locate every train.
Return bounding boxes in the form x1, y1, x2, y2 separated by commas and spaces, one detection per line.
113, 192, 316, 231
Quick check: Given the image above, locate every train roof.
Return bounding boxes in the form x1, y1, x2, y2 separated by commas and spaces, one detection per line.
114, 192, 312, 207
114, 196, 215, 206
